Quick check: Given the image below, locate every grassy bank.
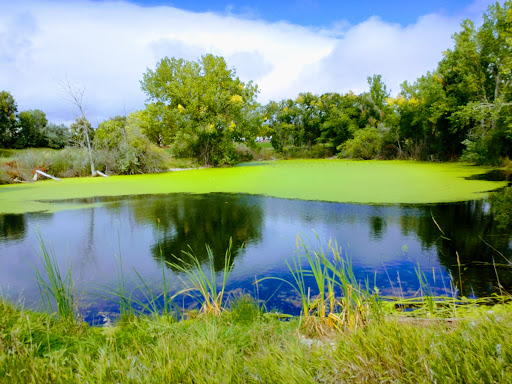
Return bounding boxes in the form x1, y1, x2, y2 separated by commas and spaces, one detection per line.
0, 159, 507, 214
1, 299, 511, 383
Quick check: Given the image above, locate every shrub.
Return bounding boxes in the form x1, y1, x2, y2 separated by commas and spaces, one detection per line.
234, 143, 255, 163
340, 127, 382, 159
0, 166, 13, 184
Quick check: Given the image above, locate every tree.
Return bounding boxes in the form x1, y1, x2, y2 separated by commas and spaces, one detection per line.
141, 54, 259, 165
94, 116, 126, 150
262, 99, 298, 151
0, 91, 18, 148
318, 92, 359, 149
43, 123, 71, 149
17, 109, 48, 148
61, 80, 96, 176
438, 1, 512, 163
70, 116, 95, 147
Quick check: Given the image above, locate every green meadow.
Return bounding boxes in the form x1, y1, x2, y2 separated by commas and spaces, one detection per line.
0, 159, 506, 214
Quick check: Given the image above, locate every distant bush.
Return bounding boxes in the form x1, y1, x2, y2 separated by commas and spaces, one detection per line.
281, 144, 333, 159
234, 143, 255, 163
6, 143, 169, 183
95, 115, 169, 174
340, 127, 382, 160
0, 166, 12, 184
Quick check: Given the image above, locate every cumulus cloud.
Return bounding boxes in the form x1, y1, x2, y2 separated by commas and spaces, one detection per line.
0, 0, 497, 124
291, 14, 461, 96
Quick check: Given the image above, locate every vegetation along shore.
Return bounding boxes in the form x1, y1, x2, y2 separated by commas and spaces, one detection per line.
1, 2, 512, 383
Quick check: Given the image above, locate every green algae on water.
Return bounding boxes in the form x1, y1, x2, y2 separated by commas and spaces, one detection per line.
0, 160, 507, 214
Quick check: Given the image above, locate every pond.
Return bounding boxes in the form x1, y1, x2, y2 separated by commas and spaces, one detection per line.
1, 192, 511, 324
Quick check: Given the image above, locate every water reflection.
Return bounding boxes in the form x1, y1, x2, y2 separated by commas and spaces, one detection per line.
0, 193, 511, 323
0, 214, 26, 241
119, 194, 264, 271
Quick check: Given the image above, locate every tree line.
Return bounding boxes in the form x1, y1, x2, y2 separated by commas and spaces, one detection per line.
1, 1, 511, 167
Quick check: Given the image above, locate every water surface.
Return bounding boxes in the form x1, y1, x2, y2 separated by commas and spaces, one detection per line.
1, 193, 511, 324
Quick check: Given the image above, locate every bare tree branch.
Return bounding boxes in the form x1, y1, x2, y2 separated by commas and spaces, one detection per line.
60, 76, 96, 176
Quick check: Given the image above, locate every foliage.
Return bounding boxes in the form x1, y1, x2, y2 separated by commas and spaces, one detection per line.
16, 109, 48, 148
341, 127, 382, 159
70, 116, 95, 148
0, 90, 18, 148
140, 54, 260, 166
489, 186, 512, 228
94, 115, 168, 174
0, 91, 70, 150
43, 123, 71, 149
1, 294, 512, 383
437, 1, 512, 163
33, 236, 75, 319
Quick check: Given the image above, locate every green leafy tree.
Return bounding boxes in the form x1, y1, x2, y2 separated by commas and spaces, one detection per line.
141, 54, 259, 165
438, 1, 512, 163
94, 116, 127, 150
17, 109, 48, 148
387, 73, 454, 160
367, 74, 390, 120
0, 91, 18, 148
262, 99, 298, 151
43, 123, 71, 149
318, 92, 359, 149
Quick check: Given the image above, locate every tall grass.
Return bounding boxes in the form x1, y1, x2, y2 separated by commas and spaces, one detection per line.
259, 235, 372, 335
95, 250, 179, 321
33, 236, 75, 319
168, 239, 235, 316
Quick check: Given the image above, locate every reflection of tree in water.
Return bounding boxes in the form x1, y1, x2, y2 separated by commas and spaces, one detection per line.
369, 215, 386, 240
400, 201, 512, 296
129, 194, 264, 272
0, 214, 26, 241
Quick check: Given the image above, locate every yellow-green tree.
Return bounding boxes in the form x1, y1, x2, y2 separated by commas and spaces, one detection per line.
140, 54, 259, 166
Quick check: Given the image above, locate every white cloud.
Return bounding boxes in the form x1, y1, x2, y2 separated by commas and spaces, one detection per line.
0, 0, 497, 124
291, 14, 461, 96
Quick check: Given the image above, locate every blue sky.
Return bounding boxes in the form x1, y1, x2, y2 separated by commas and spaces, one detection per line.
0, 0, 497, 124
123, 0, 477, 26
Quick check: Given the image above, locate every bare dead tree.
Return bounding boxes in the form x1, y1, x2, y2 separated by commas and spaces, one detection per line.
60, 77, 96, 176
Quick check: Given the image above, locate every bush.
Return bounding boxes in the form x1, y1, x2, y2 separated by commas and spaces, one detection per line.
6, 144, 168, 183
48, 147, 93, 177
340, 127, 382, 159
234, 143, 255, 163
0, 166, 13, 184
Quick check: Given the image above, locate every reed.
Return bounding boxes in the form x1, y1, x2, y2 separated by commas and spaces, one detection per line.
167, 239, 235, 315
258, 235, 371, 335
33, 236, 75, 320
94, 253, 180, 320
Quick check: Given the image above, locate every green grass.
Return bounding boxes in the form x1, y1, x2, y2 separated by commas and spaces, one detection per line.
255, 141, 273, 149
33, 237, 75, 319
1, 299, 511, 383
0, 159, 507, 214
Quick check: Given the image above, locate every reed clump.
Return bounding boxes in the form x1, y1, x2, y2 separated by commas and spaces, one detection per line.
168, 240, 235, 316
259, 235, 372, 336
33, 237, 75, 320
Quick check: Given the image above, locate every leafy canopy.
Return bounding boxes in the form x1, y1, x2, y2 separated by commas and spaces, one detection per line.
140, 54, 259, 165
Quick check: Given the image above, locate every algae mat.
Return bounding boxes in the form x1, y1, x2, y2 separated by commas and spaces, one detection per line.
0, 160, 507, 214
